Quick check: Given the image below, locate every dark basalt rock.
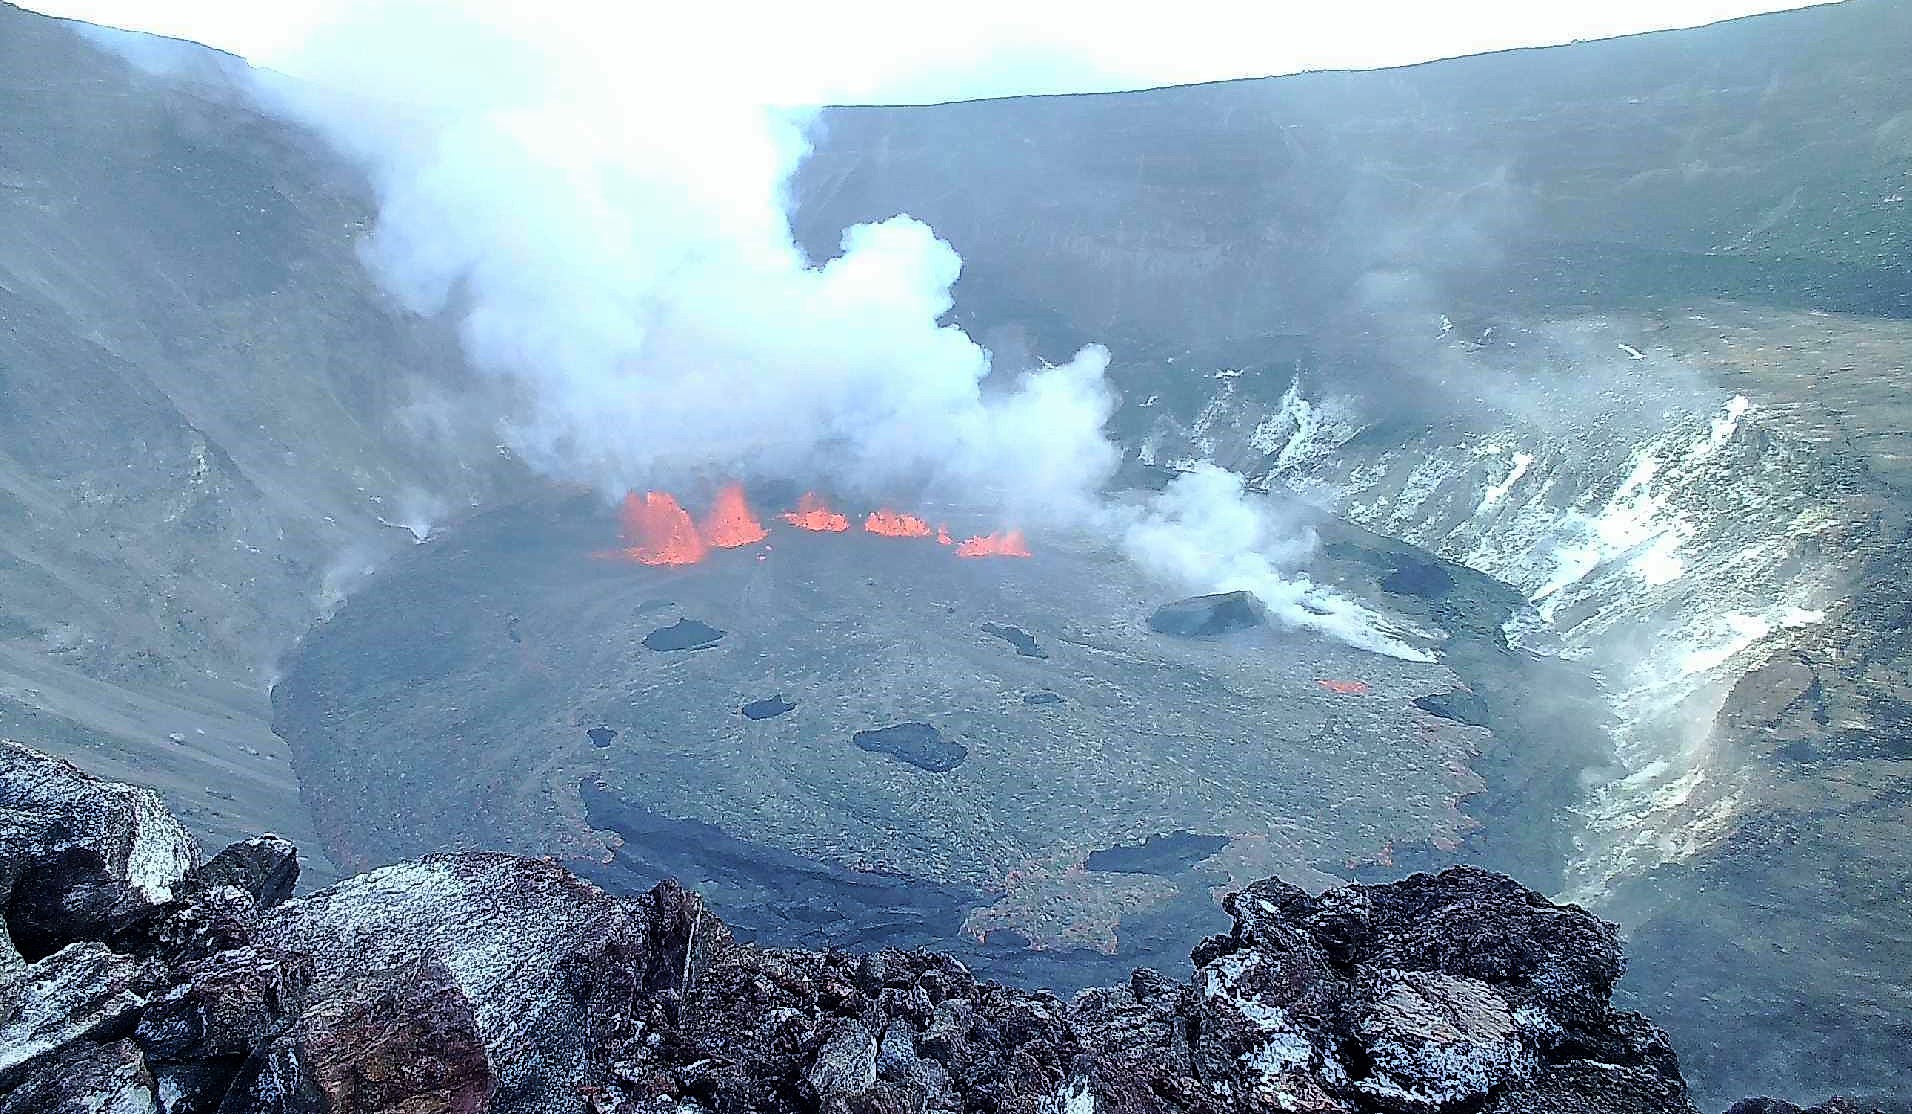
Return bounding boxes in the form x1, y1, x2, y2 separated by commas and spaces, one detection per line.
0, 741, 1883, 1114
1084, 830, 1229, 874
853, 722, 967, 772
741, 695, 796, 720
981, 622, 1047, 658
188, 834, 300, 910
642, 618, 724, 652
1022, 691, 1064, 706
1415, 689, 1491, 728
1147, 590, 1268, 637
586, 726, 618, 748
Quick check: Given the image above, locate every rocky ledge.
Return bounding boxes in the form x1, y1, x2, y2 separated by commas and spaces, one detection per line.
0, 740, 1877, 1114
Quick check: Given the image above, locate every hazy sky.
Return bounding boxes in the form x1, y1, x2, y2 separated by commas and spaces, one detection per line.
29, 0, 1838, 104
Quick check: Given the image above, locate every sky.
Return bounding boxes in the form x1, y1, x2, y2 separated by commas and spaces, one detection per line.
26, 0, 1840, 104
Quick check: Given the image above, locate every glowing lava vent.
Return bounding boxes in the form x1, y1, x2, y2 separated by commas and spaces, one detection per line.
620, 491, 708, 566
780, 492, 850, 533
702, 482, 769, 548
954, 530, 1032, 558
864, 509, 933, 538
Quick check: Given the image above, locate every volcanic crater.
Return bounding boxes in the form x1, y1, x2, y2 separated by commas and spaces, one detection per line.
273, 486, 1608, 986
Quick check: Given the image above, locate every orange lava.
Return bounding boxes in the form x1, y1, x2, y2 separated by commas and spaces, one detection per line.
954, 530, 1032, 558
1316, 679, 1371, 695
702, 482, 768, 548
780, 492, 849, 533
864, 509, 933, 538
937, 524, 954, 546
619, 491, 708, 566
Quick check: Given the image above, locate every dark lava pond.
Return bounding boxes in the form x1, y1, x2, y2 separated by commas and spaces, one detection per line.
273, 491, 1606, 987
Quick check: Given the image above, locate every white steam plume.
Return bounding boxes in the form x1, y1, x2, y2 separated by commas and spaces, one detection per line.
116, 1, 1426, 659
1124, 467, 1435, 660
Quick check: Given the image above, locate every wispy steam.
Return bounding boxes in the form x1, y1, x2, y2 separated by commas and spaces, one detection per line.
104, 2, 1424, 658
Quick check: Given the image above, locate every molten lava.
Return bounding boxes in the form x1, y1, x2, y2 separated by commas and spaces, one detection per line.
1316, 679, 1371, 696
620, 491, 708, 566
780, 492, 850, 533
937, 525, 954, 546
954, 530, 1032, 558
864, 509, 933, 538
702, 483, 768, 548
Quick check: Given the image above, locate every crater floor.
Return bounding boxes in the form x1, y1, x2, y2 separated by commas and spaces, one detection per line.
273, 492, 1605, 986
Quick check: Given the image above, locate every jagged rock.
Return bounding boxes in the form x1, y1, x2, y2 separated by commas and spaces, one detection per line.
0, 1038, 158, 1114
230, 954, 493, 1114
104, 835, 302, 968
134, 947, 314, 1111
1350, 970, 1528, 1112
0, 742, 1868, 1114
1147, 590, 1267, 637
0, 741, 200, 964
0, 942, 163, 1090
189, 835, 300, 909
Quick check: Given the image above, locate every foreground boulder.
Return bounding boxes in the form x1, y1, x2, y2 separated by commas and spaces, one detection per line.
0, 741, 1883, 1113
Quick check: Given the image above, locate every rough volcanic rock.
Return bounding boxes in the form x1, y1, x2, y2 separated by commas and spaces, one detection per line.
1147, 590, 1268, 637
0, 740, 200, 964
0, 942, 164, 1090
187, 834, 300, 910
0, 1038, 158, 1114
0, 742, 1875, 1113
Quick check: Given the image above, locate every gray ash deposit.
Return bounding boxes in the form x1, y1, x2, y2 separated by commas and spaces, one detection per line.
273, 491, 1608, 984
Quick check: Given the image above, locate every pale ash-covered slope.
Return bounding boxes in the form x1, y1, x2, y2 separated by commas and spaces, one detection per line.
0, 3, 517, 873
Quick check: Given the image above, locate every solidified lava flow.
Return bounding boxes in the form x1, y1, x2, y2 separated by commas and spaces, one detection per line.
703, 482, 769, 548
955, 529, 1032, 558
864, 509, 933, 538
780, 492, 850, 533
619, 491, 708, 566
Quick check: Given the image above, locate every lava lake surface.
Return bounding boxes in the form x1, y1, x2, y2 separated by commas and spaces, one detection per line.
273, 491, 1604, 985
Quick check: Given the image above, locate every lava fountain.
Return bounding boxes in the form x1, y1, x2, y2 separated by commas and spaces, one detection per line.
955, 530, 1032, 558
703, 482, 769, 548
781, 492, 850, 533
620, 491, 708, 566
864, 509, 933, 538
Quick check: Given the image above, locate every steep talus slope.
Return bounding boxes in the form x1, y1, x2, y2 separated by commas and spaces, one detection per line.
791, 3, 1912, 1104
0, 2, 518, 873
